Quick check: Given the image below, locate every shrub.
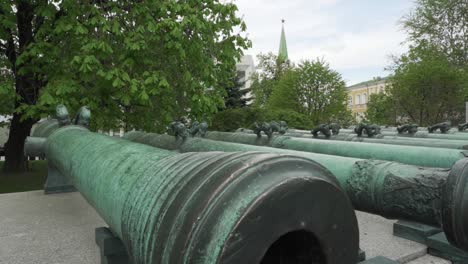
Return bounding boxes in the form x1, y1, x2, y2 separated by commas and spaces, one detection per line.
211, 107, 314, 131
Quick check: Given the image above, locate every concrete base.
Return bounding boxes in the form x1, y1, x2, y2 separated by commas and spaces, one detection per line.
0, 191, 452, 264
0, 191, 105, 264
357, 212, 427, 262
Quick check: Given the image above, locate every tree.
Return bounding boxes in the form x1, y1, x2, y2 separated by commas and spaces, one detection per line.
0, 1, 249, 172
250, 52, 292, 107
285, 59, 348, 124
267, 70, 303, 113
268, 59, 350, 125
402, 0, 468, 67
0, 69, 14, 120
388, 45, 467, 125
366, 93, 399, 125
223, 75, 251, 109
295, 60, 348, 123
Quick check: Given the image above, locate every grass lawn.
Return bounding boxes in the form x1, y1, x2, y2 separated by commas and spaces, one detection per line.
0, 160, 48, 194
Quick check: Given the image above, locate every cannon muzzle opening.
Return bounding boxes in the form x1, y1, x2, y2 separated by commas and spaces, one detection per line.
260, 230, 324, 263
442, 158, 468, 251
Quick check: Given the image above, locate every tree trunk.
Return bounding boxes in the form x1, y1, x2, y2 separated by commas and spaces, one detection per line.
3, 113, 36, 173
3, 72, 39, 173
1, 1, 40, 173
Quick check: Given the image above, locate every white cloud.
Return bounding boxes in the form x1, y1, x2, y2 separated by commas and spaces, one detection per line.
292, 25, 408, 69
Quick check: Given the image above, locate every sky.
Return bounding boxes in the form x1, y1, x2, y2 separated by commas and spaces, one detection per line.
235, 0, 415, 86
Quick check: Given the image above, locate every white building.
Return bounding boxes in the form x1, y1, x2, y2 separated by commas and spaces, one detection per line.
0, 115, 10, 123
236, 55, 255, 91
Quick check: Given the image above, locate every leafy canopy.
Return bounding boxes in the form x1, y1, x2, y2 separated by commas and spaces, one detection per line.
249, 52, 292, 107
380, 0, 468, 126
387, 44, 468, 125
366, 93, 398, 125
402, 0, 468, 67
0, 1, 250, 131
268, 59, 351, 125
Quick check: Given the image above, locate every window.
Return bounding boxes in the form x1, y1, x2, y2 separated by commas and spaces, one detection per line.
362, 93, 367, 104
356, 95, 360, 105
348, 96, 353, 106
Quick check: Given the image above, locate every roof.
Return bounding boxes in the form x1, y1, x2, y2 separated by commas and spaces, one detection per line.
346, 76, 390, 90
278, 21, 288, 62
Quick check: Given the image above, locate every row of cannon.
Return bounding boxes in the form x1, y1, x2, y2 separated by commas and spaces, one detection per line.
25, 105, 468, 264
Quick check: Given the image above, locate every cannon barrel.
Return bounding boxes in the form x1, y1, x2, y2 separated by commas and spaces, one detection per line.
202, 131, 467, 169
288, 132, 468, 150
340, 128, 468, 140
240, 129, 468, 150
378, 127, 460, 133
123, 131, 468, 251
30, 119, 60, 138
36, 126, 359, 263
24, 137, 47, 158
30, 105, 91, 138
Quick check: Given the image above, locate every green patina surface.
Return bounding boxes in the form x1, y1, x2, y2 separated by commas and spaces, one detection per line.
204, 131, 465, 168
47, 128, 356, 263
284, 131, 468, 150
46, 126, 174, 238
46, 127, 239, 263
123, 131, 450, 227
340, 128, 468, 141
31, 119, 60, 138
123, 131, 355, 187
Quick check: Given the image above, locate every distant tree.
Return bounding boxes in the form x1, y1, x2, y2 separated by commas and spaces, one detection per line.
295, 59, 349, 124
366, 93, 399, 125
223, 76, 251, 109
268, 59, 350, 125
250, 52, 292, 107
388, 45, 468, 125
0, 1, 249, 172
267, 70, 303, 112
402, 0, 468, 67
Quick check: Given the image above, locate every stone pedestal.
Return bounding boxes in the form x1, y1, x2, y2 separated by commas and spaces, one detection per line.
44, 165, 76, 194
95, 227, 129, 264
393, 220, 441, 244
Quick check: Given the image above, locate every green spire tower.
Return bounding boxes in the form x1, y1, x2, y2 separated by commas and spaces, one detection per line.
278, 19, 289, 62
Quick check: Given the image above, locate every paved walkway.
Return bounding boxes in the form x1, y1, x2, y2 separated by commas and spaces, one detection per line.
0, 190, 449, 264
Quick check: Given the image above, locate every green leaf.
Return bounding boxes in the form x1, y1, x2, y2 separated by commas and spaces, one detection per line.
140, 91, 149, 101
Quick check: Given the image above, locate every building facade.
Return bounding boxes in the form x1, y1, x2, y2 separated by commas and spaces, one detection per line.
236, 55, 256, 92
346, 77, 389, 121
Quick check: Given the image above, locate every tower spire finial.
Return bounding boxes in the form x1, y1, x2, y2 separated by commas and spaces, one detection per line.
278, 19, 289, 62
